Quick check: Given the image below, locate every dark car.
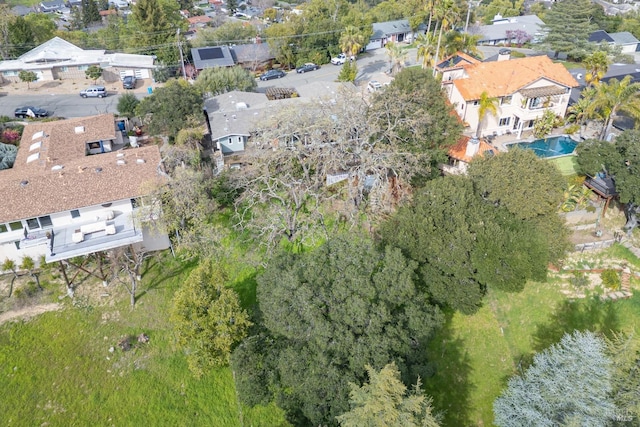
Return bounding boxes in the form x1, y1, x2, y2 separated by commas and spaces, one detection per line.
260, 69, 286, 81
296, 62, 320, 73
122, 75, 136, 89
14, 106, 49, 118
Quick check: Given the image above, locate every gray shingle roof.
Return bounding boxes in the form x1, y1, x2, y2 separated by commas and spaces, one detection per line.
476, 15, 545, 43
609, 31, 640, 45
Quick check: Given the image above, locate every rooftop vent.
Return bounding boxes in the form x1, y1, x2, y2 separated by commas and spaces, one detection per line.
20, 180, 28, 187
51, 165, 64, 171
29, 141, 42, 151
26, 152, 39, 163
95, 167, 103, 173
32, 131, 44, 140
236, 102, 248, 110
74, 126, 85, 134
136, 158, 146, 164
117, 159, 126, 165
117, 153, 125, 158
77, 166, 85, 173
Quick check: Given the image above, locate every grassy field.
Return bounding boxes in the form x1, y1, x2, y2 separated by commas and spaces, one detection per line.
0, 254, 288, 427
424, 244, 640, 426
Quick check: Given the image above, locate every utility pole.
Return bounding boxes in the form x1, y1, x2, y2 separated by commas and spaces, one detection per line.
177, 28, 187, 80
464, 1, 472, 33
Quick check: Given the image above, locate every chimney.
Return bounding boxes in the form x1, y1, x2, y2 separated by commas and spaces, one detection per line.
465, 137, 480, 158
498, 48, 511, 61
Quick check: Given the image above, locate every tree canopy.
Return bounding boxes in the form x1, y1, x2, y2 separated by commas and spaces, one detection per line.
233, 235, 443, 426
195, 66, 257, 96
336, 363, 440, 427
380, 175, 549, 314
136, 79, 203, 137
542, 0, 598, 60
494, 331, 616, 426
576, 131, 640, 205
170, 259, 251, 377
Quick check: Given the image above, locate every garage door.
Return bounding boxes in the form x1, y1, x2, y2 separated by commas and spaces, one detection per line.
135, 69, 150, 79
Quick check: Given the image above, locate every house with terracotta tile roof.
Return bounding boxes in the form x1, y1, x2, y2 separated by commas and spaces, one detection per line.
0, 114, 169, 266
446, 54, 579, 138
443, 135, 496, 175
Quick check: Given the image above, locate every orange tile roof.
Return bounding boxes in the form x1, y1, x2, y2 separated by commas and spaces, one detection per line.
99, 9, 116, 16
437, 51, 482, 70
452, 56, 579, 101
448, 135, 496, 163
188, 15, 212, 25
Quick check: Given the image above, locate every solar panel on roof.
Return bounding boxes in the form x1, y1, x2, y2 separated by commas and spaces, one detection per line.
199, 47, 224, 60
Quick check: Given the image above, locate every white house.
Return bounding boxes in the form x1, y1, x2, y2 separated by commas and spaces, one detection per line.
589, 30, 640, 53
446, 54, 579, 138
366, 19, 427, 51
0, 37, 155, 83
0, 114, 169, 267
474, 14, 546, 46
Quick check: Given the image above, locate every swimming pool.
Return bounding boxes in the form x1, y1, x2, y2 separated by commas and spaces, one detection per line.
505, 135, 578, 159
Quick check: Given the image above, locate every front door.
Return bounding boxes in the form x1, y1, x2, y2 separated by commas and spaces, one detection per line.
512, 116, 520, 131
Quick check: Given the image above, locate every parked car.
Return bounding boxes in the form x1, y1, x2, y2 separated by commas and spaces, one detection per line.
331, 53, 355, 65
296, 62, 320, 73
122, 75, 136, 89
14, 106, 49, 118
79, 86, 107, 98
367, 80, 382, 92
260, 69, 286, 81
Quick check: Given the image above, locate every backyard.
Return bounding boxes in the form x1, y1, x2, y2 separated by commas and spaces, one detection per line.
0, 241, 638, 426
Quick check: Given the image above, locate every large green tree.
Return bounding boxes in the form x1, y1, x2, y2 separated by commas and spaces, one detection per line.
583, 50, 609, 87
468, 149, 569, 260
380, 175, 549, 314
195, 66, 257, 96
583, 75, 640, 140
367, 67, 464, 155
170, 259, 251, 377
8, 16, 34, 57
23, 13, 56, 45
233, 236, 443, 426
542, 0, 598, 60
576, 131, 640, 205
136, 79, 203, 137
191, 21, 257, 48
336, 363, 440, 427
494, 331, 616, 426
81, 0, 101, 27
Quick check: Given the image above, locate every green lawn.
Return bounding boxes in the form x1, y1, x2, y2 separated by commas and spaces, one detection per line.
0, 254, 288, 427
424, 246, 640, 426
549, 155, 578, 176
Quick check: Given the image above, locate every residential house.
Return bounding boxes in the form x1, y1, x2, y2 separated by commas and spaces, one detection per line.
446, 54, 579, 138
187, 15, 213, 32
473, 14, 545, 46
589, 30, 640, 53
10, 5, 33, 16
204, 82, 357, 170
39, 0, 65, 12
191, 46, 236, 72
366, 19, 427, 51
443, 135, 496, 175
436, 51, 482, 83
0, 114, 169, 266
230, 43, 275, 70
0, 37, 155, 83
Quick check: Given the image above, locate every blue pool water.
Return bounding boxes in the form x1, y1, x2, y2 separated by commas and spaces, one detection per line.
506, 135, 578, 158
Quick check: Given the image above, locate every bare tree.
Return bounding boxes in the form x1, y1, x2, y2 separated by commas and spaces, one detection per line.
108, 245, 154, 308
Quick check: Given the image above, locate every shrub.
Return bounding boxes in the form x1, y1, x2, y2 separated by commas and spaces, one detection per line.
600, 269, 621, 290
570, 271, 590, 288
612, 54, 634, 64
0, 128, 21, 145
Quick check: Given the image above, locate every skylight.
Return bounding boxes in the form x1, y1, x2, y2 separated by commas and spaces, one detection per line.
27, 152, 40, 163
29, 141, 42, 151
32, 131, 44, 140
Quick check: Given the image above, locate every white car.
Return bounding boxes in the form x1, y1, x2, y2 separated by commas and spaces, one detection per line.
331, 53, 355, 65
367, 80, 382, 92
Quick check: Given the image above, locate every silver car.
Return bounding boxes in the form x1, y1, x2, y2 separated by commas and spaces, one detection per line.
79, 85, 107, 98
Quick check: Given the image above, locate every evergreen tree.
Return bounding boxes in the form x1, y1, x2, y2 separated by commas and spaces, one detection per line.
543, 0, 598, 60
494, 331, 616, 426
130, 0, 171, 54
8, 16, 34, 57
81, 0, 101, 27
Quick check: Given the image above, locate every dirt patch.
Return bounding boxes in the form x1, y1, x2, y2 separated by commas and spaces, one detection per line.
39, 81, 63, 89
0, 303, 61, 325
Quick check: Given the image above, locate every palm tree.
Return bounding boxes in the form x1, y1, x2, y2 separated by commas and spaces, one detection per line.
583, 50, 609, 87
433, 0, 460, 76
339, 26, 366, 59
585, 75, 640, 140
2, 258, 19, 297
443, 31, 482, 58
476, 91, 499, 138
385, 42, 407, 75
567, 89, 595, 126
416, 32, 438, 69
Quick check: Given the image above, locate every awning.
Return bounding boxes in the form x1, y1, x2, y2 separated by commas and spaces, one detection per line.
519, 86, 567, 98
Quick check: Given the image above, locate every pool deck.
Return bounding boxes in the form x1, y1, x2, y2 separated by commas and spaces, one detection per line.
473, 128, 578, 155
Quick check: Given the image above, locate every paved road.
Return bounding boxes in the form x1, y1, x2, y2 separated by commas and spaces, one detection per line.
0, 47, 405, 119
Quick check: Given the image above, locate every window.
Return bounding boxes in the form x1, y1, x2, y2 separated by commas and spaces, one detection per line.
2, 71, 18, 77
473, 100, 479, 106
131, 198, 139, 208
39, 215, 52, 228
27, 218, 40, 230
71, 210, 80, 219
14, 241, 20, 250
59, 66, 68, 72
501, 96, 512, 105
499, 117, 511, 126
530, 97, 542, 109
77, 65, 89, 71
0, 224, 7, 233
9, 221, 23, 231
